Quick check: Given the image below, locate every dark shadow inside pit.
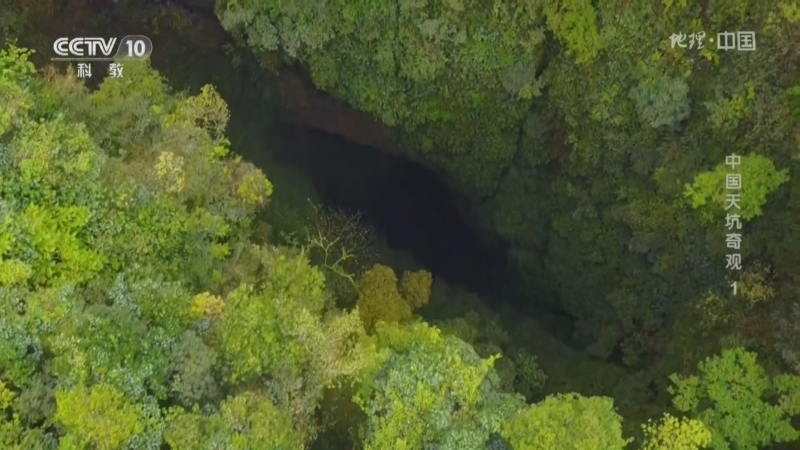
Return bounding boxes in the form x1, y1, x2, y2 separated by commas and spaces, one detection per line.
268, 122, 512, 296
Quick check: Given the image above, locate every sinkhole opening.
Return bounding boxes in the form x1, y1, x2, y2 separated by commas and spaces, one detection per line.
267, 122, 512, 297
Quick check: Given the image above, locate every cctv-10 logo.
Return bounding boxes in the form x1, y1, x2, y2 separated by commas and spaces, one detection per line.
52, 35, 153, 60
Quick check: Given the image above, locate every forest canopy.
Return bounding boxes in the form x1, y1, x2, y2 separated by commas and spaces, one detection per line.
212, 0, 800, 374
0, 0, 797, 448
1, 39, 799, 449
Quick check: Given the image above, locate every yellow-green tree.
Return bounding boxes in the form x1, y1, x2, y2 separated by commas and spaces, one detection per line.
501, 393, 631, 450
54, 384, 144, 450
640, 414, 712, 450
684, 154, 790, 223
356, 264, 432, 333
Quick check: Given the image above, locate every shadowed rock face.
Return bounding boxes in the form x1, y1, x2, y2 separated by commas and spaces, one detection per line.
272, 68, 431, 165
277, 69, 397, 146
275, 69, 393, 146
271, 75, 521, 249
269, 67, 481, 230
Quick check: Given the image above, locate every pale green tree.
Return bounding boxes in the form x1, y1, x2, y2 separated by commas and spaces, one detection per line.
669, 348, 800, 450
356, 321, 525, 450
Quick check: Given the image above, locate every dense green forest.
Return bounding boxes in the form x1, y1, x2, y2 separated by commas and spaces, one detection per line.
1, 0, 800, 448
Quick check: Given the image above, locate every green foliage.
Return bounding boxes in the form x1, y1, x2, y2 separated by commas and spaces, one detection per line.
3, 0, 800, 441
500, 393, 631, 450
74, 60, 171, 153
775, 301, 800, 374
513, 351, 548, 399
704, 83, 757, 130
543, 0, 606, 65
355, 321, 524, 450
0, 45, 327, 446
629, 64, 690, 128
216, 0, 545, 198
164, 392, 305, 449
219, 251, 324, 383
684, 154, 790, 223
640, 414, 712, 450
168, 330, 220, 407
0, 380, 24, 448
434, 311, 546, 398
170, 84, 231, 142
399, 269, 433, 309
356, 264, 432, 333
235, 166, 273, 206
54, 383, 145, 450
218, 246, 374, 433
217, 0, 799, 392
669, 348, 800, 449
0, 45, 36, 135
1, 204, 105, 286
736, 266, 777, 305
